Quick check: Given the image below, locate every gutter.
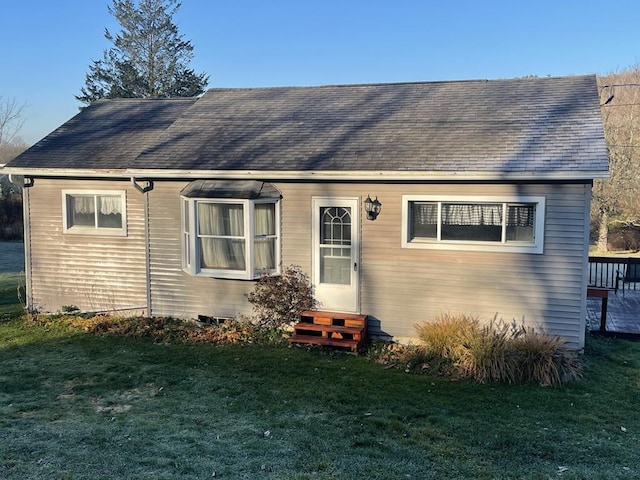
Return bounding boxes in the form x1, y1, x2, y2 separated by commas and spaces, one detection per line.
2, 168, 611, 182
8, 174, 34, 188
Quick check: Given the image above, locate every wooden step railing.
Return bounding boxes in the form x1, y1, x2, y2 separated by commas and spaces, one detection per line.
289, 311, 367, 352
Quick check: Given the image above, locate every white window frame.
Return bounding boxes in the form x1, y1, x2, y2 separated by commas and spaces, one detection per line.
181, 197, 281, 280
402, 195, 545, 254
62, 190, 127, 237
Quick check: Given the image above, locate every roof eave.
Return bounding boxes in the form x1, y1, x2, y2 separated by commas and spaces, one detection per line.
1, 167, 130, 177
2, 167, 610, 181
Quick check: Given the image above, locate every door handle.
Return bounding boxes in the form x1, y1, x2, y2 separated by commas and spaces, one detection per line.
354, 262, 358, 271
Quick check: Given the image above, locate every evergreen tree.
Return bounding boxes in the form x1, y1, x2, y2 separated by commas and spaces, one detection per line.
77, 0, 208, 105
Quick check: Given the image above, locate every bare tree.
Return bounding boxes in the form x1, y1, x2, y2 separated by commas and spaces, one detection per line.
594, 67, 640, 251
0, 97, 27, 166
0, 97, 26, 146
0, 97, 26, 239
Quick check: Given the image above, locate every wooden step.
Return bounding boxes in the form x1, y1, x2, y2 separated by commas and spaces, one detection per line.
289, 310, 368, 352
289, 334, 360, 350
299, 311, 367, 328
292, 323, 364, 337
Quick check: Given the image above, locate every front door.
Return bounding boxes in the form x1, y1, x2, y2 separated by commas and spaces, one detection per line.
312, 197, 359, 312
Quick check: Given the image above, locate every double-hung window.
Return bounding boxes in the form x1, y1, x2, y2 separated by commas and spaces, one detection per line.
181, 181, 281, 280
402, 195, 545, 253
62, 190, 127, 236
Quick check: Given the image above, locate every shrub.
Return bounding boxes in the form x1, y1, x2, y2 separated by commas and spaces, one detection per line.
246, 265, 318, 328
414, 314, 583, 385
606, 224, 640, 252
0, 192, 23, 241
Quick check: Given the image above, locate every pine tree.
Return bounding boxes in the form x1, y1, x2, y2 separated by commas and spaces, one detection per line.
77, 0, 208, 105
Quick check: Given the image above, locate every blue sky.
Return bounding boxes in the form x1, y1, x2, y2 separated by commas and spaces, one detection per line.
2, 0, 639, 145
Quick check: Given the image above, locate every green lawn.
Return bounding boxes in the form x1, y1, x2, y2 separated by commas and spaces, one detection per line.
1, 317, 639, 479
0, 272, 23, 316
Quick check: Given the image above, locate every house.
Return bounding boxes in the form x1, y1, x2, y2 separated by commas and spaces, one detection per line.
3, 75, 609, 348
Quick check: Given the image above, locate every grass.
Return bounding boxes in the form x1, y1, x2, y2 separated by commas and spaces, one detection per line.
1, 318, 640, 479
0, 272, 23, 316
0, 269, 637, 478
589, 244, 640, 257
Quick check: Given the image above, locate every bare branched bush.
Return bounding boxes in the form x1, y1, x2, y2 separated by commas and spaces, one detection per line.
246, 265, 318, 328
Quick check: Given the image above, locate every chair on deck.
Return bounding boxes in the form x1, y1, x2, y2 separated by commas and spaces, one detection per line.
617, 261, 640, 296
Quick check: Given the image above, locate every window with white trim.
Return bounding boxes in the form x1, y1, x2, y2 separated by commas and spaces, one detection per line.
181, 197, 280, 280
402, 195, 545, 253
62, 190, 127, 236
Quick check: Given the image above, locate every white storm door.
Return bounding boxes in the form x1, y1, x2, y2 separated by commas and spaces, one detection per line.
312, 197, 359, 313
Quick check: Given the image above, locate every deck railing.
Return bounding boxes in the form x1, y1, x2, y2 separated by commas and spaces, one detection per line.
588, 256, 640, 291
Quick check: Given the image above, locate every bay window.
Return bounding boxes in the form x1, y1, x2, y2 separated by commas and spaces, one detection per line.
181, 181, 281, 279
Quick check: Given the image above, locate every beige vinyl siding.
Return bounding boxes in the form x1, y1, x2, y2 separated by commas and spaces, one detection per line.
277, 182, 589, 348
25, 179, 147, 314
27, 178, 588, 348
146, 182, 255, 319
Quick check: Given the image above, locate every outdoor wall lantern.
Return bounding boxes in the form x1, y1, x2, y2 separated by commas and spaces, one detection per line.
364, 195, 382, 221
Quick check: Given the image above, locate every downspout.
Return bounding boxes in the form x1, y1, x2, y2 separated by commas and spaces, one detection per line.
9, 175, 34, 311
131, 178, 154, 317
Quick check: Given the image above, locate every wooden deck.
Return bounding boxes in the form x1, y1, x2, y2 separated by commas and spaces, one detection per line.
587, 289, 640, 335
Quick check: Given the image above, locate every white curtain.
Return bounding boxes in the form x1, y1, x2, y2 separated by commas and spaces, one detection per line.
73, 196, 95, 214
198, 203, 245, 270
442, 204, 502, 226
254, 203, 275, 270
98, 196, 122, 215
72, 195, 122, 215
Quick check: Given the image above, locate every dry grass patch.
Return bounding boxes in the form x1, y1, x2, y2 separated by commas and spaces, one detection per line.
28, 314, 289, 346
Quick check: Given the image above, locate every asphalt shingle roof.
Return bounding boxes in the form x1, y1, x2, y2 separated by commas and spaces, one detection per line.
8, 98, 197, 169
6, 75, 609, 176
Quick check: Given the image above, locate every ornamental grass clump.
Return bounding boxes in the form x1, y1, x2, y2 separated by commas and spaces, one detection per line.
415, 314, 583, 385
414, 312, 479, 359
509, 325, 583, 386
456, 318, 516, 383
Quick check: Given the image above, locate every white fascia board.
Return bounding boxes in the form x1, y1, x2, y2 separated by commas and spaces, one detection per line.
125, 169, 609, 181
3, 167, 610, 181
1, 167, 129, 177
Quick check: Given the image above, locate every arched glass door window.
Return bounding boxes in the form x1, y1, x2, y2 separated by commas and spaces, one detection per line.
319, 207, 352, 285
